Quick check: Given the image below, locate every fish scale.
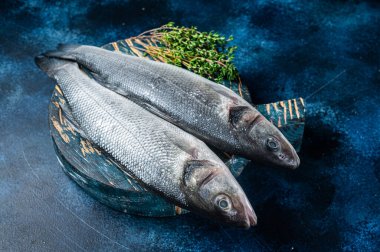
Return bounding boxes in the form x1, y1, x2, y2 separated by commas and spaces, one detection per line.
52, 62, 213, 206
68, 48, 239, 149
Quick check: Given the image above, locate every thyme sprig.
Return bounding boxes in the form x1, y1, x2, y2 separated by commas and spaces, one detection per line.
130, 22, 240, 84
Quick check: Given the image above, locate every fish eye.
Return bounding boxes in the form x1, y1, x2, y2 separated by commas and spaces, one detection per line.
215, 195, 231, 211
266, 137, 279, 151
219, 199, 228, 208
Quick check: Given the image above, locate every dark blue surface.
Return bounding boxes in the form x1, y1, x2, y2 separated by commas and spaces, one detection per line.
0, 1, 379, 251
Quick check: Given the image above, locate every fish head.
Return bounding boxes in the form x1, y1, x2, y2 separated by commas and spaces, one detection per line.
230, 106, 300, 169
182, 160, 257, 228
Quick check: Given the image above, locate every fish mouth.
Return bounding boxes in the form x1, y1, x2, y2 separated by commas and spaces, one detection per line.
290, 152, 300, 169
243, 210, 258, 229
273, 133, 300, 169
283, 148, 300, 169
241, 196, 257, 228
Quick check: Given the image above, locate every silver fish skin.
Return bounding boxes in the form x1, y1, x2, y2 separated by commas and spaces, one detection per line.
45, 44, 300, 169
35, 56, 257, 228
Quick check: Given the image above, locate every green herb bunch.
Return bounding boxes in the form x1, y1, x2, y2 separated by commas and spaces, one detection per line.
133, 22, 240, 84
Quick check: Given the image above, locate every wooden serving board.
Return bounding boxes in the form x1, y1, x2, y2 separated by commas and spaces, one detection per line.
48, 36, 305, 217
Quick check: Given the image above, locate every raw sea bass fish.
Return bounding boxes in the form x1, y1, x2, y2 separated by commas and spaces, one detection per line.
46, 44, 300, 169
35, 56, 257, 228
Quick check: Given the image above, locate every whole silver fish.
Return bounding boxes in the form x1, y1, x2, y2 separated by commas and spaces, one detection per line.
46, 44, 300, 169
35, 55, 257, 228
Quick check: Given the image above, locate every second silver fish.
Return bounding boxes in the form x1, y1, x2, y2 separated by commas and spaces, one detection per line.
46, 44, 300, 169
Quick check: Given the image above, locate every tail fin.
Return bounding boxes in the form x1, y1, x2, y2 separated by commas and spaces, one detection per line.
34, 55, 75, 78
43, 44, 81, 60
57, 43, 81, 52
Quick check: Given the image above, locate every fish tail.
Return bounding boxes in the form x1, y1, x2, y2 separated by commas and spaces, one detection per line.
43, 44, 81, 60
57, 43, 82, 52
34, 55, 75, 78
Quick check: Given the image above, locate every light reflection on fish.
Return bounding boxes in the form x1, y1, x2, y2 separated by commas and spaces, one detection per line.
45, 44, 300, 169
35, 56, 257, 228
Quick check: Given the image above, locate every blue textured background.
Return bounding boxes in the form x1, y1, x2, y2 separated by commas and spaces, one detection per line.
0, 0, 379, 251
